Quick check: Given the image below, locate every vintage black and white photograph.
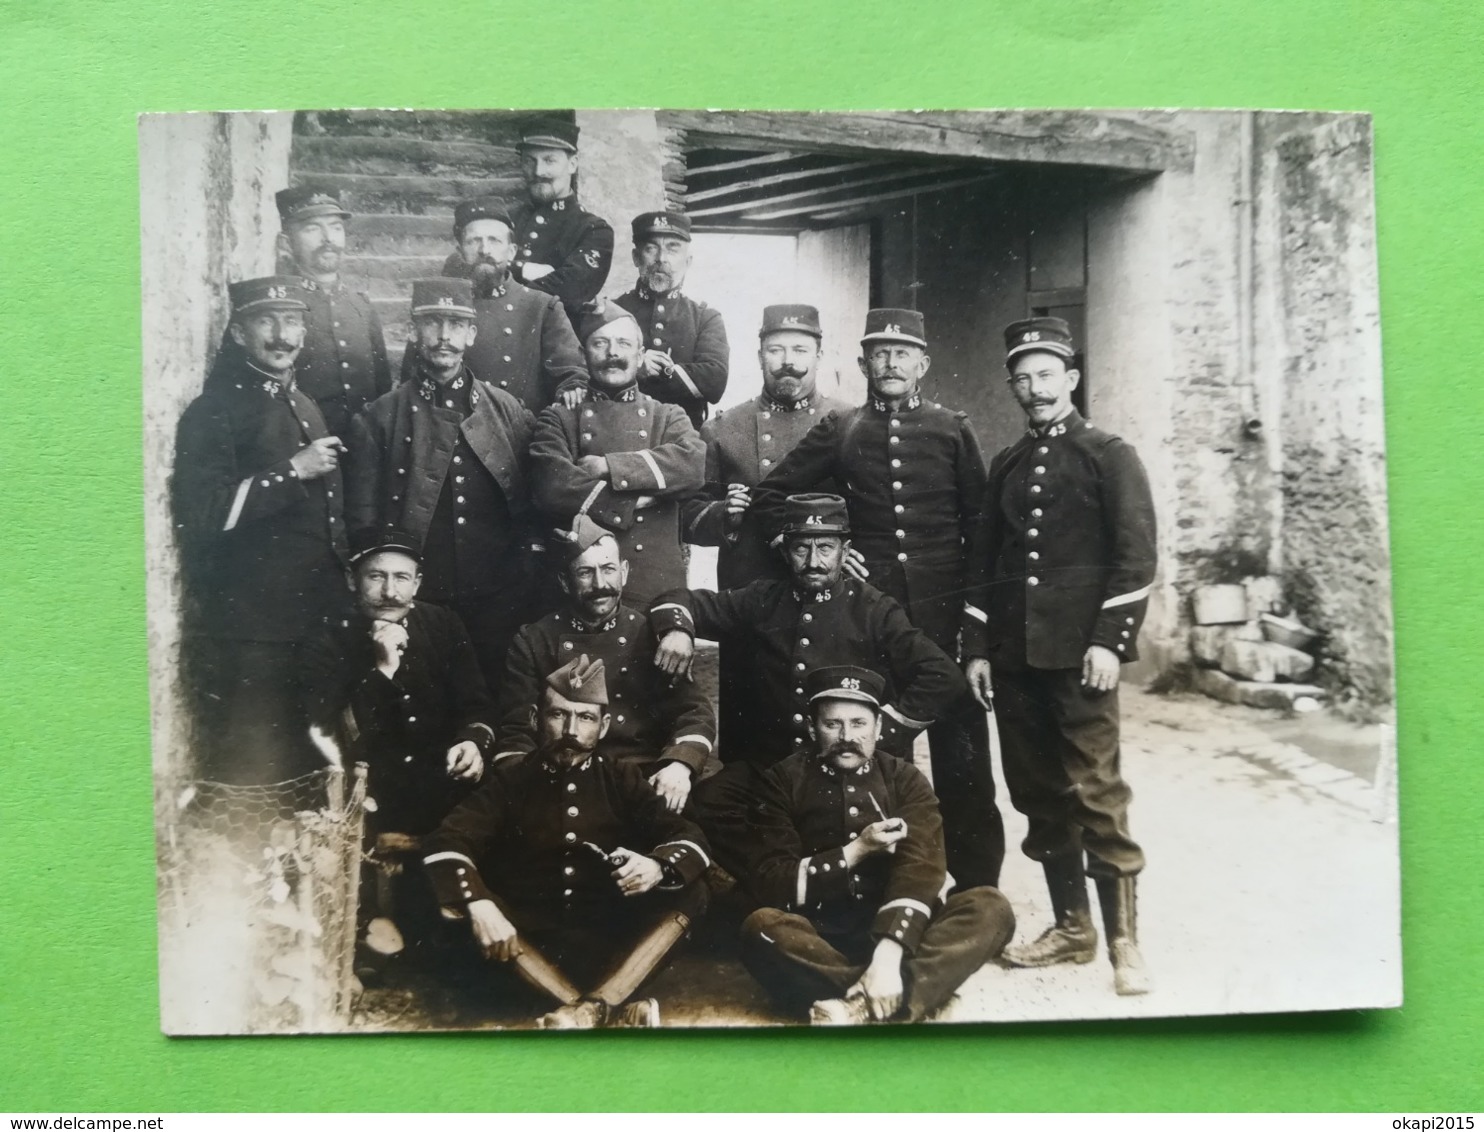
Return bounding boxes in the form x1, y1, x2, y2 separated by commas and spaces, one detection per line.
140, 108, 1398, 1035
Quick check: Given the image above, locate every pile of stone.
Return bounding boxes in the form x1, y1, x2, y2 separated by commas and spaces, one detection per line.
1188, 578, 1324, 710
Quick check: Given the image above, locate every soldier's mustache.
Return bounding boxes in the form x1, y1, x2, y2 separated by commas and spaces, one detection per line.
826, 740, 867, 757
265, 340, 297, 352
599, 358, 629, 371
773, 367, 806, 379
582, 587, 620, 600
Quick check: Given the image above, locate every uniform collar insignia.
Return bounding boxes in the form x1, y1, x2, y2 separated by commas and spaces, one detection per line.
869, 393, 922, 414
245, 359, 296, 396
590, 384, 639, 403
791, 584, 836, 605
818, 758, 873, 778
568, 613, 620, 633
542, 752, 593, 775
1028, 408, 1081, 439
636, 283, 680, 303
416, 367, 468, 406
762, 391, 817, 414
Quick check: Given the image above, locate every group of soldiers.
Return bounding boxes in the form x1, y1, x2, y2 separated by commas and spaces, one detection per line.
171, 119, 1159, 1030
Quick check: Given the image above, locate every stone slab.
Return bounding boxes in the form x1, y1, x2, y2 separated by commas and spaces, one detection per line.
1219, 638, 1317, 683
1193, 668, 1325, 709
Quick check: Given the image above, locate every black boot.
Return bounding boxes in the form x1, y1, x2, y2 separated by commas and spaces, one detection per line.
1002, 854, 1098, 967
1094, 875, 1151, 996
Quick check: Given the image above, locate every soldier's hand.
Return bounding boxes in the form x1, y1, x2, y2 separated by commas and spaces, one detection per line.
610, 848, 664, 896
370, 619, 410, 676
641, 349, 673, 378
653, 630, 696, 682
849, 818, 908, 862
559, 386, 588, 410
468, 898, 520, 962
521, 261, 556, 281
577, 454, 610, 480
445, 741, 484, 783
965, 657, 995, 711
843, 546, 870, 582
848, 940, 905, 1021
290, 436, 346, 481
723, 484, 752, 531
648, 761, 693, 813
1082, 645, 1122, 693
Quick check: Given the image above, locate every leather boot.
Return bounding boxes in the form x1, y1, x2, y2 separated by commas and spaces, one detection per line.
1094, 875, 1151, 996
1002, 854, 1098, 967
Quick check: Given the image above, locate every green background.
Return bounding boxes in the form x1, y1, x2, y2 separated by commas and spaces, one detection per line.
2, 0, 1480, 1112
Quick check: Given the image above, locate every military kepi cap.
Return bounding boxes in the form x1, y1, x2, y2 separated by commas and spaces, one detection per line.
552, 513, 616, 560
229, 275, 310, 316
1004, 316, 1075, 362
348, 526, 423, 565
780, 493, 851, 538
276, 186, 351, 225
547, 654, 609, 705
453, 197, 515, 237
632, 210, 692, 243
861, 308, 927, 349
806, 665, 886, 710
410, 278, 476, 319
760, 303, 823, 340
518, 118, 580, 154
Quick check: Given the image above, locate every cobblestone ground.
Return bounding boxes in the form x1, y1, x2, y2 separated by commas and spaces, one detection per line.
352, 668, 1401, 1031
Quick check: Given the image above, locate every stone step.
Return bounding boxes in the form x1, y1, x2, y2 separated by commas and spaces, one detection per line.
1193, 668, 1325, 711
348, 213, 457, 256
347, 253, 448, 284
291, 171, 524, 215
292, 134, 522, 178
296, 108, 537, 144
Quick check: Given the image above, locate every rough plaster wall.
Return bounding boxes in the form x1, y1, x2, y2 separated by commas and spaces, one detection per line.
139, 112, 294, 779
1260, 113, 1391, 703
575, 110, 667, 300
1158, 111, 1279, 599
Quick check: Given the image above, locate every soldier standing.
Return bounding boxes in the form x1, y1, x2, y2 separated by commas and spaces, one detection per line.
680, 303, 851, 590
345, 279, 542, 689
530, 303, 706, 612
503, 119, 614, 321
214, 187, 392, 439
961, 317, 1157, 996
613, 210, 729, 428
752, 309, 1005, 892
173, 276, 348, 783
415, 197, 588, 412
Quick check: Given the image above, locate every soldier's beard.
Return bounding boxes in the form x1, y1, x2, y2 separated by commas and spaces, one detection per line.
766, 371, 810, 403
543, 736, 596, 764
471, 259, 509, 297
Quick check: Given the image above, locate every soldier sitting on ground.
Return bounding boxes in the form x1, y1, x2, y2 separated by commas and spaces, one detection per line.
738, 666, 1015, 1026
421, 655, 711, 1029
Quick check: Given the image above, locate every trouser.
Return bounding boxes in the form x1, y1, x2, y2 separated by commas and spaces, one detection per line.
188, 637, 323, 785
925, 694, 1006, 889
739, 887, 1015, 1021
990, 665, 1145, 878
465, 882, 707, 1009
444, 594, 529, 694
691, 762, 768, 888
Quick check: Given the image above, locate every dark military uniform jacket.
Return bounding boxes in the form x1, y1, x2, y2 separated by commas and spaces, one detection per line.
614, 286, 729, 428
680, 392, 853, 590
530, 388, 706, 609
961, 409, 1157, 671
213, 276, 392, 440
649, 577, 965, 765
436, 194, 612, 320
422, 752, 711, 933
496, 604, 716, 775
345, 367, 539, 602
403, 276, 588, 412
299, 602, 496, 835
753, 395, 987, 653
173, 356, 348, 642
750, 751, 947, 955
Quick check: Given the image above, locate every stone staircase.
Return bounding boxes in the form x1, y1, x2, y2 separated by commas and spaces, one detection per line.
285, 109, 572, 348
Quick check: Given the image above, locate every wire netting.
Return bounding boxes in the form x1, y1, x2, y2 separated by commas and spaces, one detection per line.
156, 763, 368, 1034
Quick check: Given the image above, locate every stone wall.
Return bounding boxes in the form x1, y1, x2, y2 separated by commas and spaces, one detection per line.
1257, 112, 1391, 703
575, 109, 669, 300
139, 112, 294, 779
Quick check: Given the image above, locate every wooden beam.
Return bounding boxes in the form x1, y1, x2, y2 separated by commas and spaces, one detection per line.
685, 159, 883, 203
686, 150, 801, 176
661, 109, 1194, 174
745, 172, 1001, 221
689, 166, 967, 218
